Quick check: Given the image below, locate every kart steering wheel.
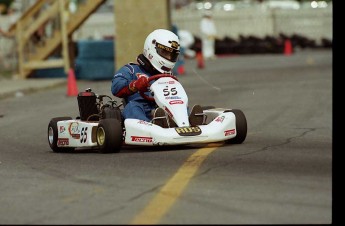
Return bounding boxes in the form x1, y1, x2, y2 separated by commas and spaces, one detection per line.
139, 74, 179, 102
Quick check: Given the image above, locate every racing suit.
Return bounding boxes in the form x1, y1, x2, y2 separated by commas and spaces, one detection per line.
111, 60, 159, 122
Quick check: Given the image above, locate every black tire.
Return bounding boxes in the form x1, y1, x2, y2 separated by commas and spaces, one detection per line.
225, 109, 247, 144
96, 118, 123, 153
48, 117, 75, 153
102, 106, 124, 127
201, 105, 216, 110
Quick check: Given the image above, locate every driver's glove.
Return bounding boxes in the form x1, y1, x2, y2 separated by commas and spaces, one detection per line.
129, 76, 149, 93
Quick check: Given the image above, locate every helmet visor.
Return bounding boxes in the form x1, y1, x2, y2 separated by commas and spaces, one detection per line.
155, 42, 180, 62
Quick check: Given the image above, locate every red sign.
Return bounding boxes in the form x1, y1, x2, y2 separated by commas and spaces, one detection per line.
58, 138, 69, 145
131, 136, 153, 143
224, 129, 235, 136
169, 100, 184, 105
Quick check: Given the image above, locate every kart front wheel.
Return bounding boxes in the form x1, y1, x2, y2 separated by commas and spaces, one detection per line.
201, 105, 215, 110
225, 109, 247, 144
96, 119, 123, 153
48, 117, 75, 153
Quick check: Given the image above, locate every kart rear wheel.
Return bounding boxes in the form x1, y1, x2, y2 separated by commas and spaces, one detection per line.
225, 109, 247, 144
48, 117, 75, 153
96, 118, 123, 153
101, 106, 124, 127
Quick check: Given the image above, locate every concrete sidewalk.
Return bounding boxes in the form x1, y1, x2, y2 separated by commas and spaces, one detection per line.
0, 77, 67, 100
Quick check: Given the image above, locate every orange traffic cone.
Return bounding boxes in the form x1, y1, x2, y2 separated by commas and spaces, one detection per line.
196, 51, 205, 69
67, 68, 78, 96
284, 39, 293, 56
177, 65, 185, 75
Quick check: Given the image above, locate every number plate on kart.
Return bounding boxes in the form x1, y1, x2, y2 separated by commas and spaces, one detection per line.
175, 126, 201, 136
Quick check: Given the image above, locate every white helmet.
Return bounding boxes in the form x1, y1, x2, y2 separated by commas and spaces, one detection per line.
143, 29, 180, 73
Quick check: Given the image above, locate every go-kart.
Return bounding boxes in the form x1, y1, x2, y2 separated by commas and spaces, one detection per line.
47, 74, 247, 153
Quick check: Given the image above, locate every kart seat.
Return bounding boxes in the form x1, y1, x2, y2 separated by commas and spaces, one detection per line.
77, 91, 99, 121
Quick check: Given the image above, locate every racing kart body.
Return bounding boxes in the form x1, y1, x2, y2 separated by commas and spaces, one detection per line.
48, 74, 247, 153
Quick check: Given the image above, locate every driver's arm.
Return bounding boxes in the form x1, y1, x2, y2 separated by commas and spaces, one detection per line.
128, 75, 148, 93
111, 69, 148, 98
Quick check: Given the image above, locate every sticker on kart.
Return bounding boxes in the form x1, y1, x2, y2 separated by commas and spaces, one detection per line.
175, 126, 201, 136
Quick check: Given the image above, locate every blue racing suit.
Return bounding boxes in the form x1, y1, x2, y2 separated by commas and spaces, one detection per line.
111, 63, 158, 122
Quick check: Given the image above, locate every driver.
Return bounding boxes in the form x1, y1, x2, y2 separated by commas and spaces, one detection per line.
111, 29, 203, 128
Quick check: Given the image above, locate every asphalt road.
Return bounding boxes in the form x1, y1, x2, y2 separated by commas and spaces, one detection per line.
0, 49, 332, 224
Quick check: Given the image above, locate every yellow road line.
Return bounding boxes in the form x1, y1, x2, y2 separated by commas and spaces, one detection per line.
130, 143, 222, 225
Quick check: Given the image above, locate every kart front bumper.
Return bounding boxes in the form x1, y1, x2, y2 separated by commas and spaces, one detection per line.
124, 111, 237, 145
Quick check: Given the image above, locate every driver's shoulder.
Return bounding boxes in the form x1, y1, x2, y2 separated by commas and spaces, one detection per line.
123, 63, 148, 75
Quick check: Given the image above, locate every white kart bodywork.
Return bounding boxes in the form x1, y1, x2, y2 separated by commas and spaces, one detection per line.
54, 108, 237, 148
50, 76, 245, 150
123, 77, 238, 146
124, 108, 237, 146
55, 121, 99, 148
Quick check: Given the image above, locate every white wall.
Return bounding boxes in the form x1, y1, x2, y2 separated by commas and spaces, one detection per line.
171, 6, 332, 42
0, 5, 333, 71
73, 5, 333, 42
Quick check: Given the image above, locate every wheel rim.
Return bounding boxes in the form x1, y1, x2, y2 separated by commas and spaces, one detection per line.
48, 127, 54, 145
97, 127, 105, 145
